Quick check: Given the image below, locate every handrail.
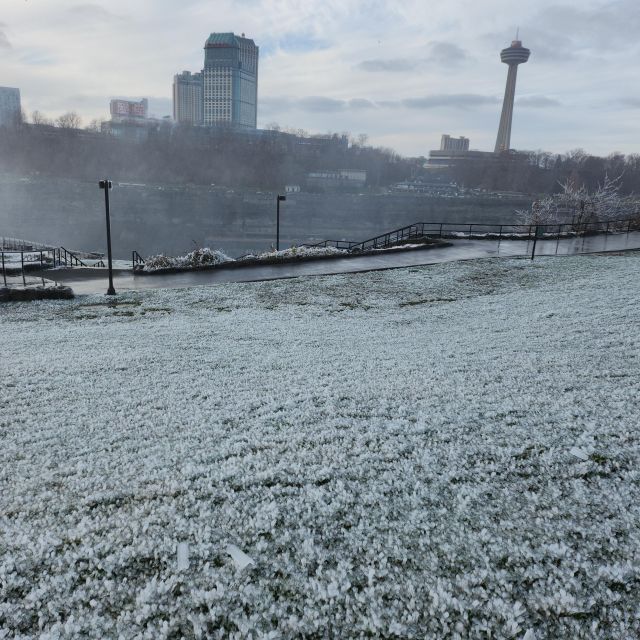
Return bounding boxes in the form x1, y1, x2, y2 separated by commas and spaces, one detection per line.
57, 247, 88, 267
304, 216, 639, 252
132, 250, 146, 269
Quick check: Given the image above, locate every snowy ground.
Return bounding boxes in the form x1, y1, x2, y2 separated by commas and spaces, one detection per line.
1, 255, 639, 639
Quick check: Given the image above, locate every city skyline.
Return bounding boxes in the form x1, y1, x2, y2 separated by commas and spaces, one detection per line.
1, 0, 639, 157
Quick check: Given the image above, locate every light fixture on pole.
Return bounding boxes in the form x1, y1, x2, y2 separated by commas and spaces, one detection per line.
98, 179, 116, 295
276, 194, 286, 251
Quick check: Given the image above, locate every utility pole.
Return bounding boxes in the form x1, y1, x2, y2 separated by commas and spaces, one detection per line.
276, 194, 286, 251
99, 179, 116, 295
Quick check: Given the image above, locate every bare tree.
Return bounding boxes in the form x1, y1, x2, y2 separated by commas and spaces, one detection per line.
56, 112, 82, 129
31, 110, 52, 126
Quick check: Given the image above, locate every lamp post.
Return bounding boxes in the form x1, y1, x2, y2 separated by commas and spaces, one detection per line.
98, 179, 116, 295
276, 194, 286, 251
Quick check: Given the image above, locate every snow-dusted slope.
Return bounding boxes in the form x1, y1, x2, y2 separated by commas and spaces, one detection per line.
1, 255, 639, 638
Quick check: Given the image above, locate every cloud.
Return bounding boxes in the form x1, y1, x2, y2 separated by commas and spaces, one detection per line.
348, 98, 377, 109
20, 51, 57, 66
297, 96, 345, 112
620, 97, 640, 108
357, 58, 416, 72
260, 93, 499, 114
426, 41, 469, 65
357, 41, 469, 73
403, 94, 499, 109
66, 4, 123, 22
517, 95, 561, 108
0, 27, 11, 50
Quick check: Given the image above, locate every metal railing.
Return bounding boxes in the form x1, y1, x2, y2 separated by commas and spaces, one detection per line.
54, 247, 88, 267
307, 217, 640, 252
1, 244, 106, 288
132, 250, 146, 269
1, 249, 56, 287
1, 237, 56, 252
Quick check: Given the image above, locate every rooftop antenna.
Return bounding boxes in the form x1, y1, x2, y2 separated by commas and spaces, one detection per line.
516, 26, 520, 41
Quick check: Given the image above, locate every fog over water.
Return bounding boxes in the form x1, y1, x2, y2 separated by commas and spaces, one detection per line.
0, 174, 529, 259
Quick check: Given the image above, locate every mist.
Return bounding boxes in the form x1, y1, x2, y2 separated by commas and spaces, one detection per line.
2, 122, 638, 259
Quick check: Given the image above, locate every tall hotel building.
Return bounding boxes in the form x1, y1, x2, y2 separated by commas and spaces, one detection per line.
173, 71, 203, 125
0, 86, 21, 127
173, 33, 258, 129
203, 33, 258, 129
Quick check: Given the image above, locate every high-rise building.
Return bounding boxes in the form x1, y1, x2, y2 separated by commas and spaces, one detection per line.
173, 71, 203, 124
0, 86, 21, 127
494, 39, 530, 153
203, 32, 258, 129
440, 134, 470, 152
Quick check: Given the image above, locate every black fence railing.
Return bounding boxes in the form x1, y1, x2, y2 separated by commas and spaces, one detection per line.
1, 244, 105, 287
54, 247, 89, 267
0, 249, 56, 287
307, 217, 640, 252
132, 250, 146, 269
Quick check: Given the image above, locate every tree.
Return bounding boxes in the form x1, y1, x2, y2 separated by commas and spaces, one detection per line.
85, 119, 101, 132
31, 110, 52, 126
517, 174, 624, 226
56, 112, 82, 129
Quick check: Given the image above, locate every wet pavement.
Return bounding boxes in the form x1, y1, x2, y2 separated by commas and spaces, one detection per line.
37, 232, 640, 295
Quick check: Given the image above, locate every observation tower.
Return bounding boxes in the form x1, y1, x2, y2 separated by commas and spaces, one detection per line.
494, 38, 530, 153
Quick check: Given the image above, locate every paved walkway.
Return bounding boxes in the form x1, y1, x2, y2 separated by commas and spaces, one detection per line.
37, 232, 640, 295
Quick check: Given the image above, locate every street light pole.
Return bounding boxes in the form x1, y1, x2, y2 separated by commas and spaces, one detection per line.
99, 179, 116, 295
276, 194, 286, 251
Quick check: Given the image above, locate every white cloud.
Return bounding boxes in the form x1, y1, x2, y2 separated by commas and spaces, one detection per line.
2, 0, 639, 157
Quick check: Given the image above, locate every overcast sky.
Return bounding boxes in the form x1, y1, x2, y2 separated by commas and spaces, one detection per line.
2, 0, 639, 157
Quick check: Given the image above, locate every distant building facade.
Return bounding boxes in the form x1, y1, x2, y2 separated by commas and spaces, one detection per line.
203, 33, 258, 129
173, 71, 203, 124
0, 86, 21, 127
103, 98, 170, 141
306, 169, 367, 190
173, 32, 259, 130
110, 98, 148, 121
440, 134, 469, 152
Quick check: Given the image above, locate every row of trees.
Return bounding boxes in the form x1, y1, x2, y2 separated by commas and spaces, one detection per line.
3, 114, 640, 199
0, 117, 416, 190
451, 149, 640, 196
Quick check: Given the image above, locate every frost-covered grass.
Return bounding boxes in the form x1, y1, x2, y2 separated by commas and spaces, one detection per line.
1, 255, 640, 639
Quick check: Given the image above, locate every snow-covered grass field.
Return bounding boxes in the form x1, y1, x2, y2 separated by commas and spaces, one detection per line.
1, 255, 639, 639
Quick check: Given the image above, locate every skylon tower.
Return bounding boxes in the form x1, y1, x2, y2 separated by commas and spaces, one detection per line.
494, 38, 530, 153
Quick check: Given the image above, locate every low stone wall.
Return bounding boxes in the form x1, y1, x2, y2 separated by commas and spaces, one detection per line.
0, 285, 74, 302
